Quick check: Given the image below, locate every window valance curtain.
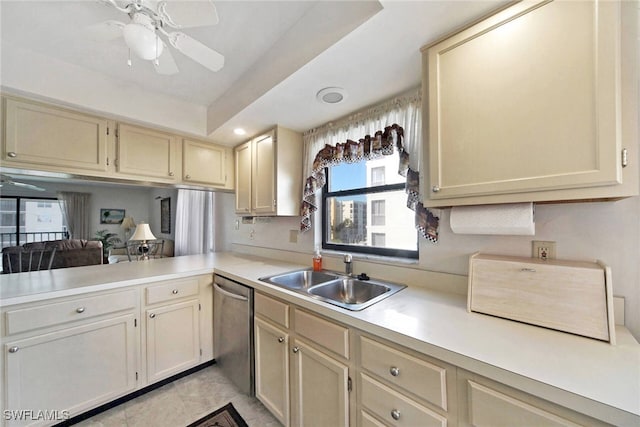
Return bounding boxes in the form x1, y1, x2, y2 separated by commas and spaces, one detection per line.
300, 89, 439, 243
57, 191, 91, 240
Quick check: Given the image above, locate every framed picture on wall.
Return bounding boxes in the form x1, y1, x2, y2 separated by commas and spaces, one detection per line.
100, 209, 125, 224
160, 198, 171, 234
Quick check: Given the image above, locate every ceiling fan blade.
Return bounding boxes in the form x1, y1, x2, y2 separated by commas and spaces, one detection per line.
157, 0, 219, 29
168, 32, 224, 72
85, 20, 125, 42
12, 181, 46, 192
153, 46, 179, 75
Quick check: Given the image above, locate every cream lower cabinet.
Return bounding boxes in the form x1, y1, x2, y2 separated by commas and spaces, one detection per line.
1, 289, 139, 427
357, 335, 455, 427
457, 370, 609, 427
143, 276, 211, 384
254, 293, 351, 427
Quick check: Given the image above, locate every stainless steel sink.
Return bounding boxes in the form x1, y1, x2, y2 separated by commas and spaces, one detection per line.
259, 269, 405, 311
261, 270, 340, 290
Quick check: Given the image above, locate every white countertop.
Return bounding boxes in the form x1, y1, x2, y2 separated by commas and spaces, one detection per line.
1, 252, 639, 422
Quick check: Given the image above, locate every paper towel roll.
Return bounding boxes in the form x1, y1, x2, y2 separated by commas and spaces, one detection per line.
450, 202, 535, 235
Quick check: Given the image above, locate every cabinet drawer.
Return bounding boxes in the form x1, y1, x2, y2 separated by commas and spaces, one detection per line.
146, 278, 199, 305
361, 410, 386, 427
294, 309, 349, 359
5, 290, 137, 335
361, 373, 447, 427
255, 292, 289, 328
467, 380, 579, 427
360, 336, 448, 411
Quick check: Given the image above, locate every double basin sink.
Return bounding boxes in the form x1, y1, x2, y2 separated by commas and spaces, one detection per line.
259, 269, 406, 311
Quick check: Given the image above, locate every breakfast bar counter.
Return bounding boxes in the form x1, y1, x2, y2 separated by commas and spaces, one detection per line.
1, 252, 638, 426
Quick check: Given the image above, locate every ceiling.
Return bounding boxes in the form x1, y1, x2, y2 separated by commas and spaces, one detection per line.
0, 0, 506, 146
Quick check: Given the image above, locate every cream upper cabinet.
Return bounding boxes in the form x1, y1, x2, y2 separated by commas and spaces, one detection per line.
423, 0, 638, 206
182, 139, 228, 187
235, 141, 253, 214
116, 123, 179, 181
2, 97, 110, 175
234, 125, 302, 216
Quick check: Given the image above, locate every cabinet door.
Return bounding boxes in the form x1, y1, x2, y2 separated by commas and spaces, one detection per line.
146, 299, 200, 383
4, 315, 137, 425
3, 98, 109, 174
425, 0, 623, 203
235, 141, 252, 214
183, 139, 226, 186
291, 338, 349, 427
117, 123, 178, 181
252, 133, 276, 215
255, 318, 290, 426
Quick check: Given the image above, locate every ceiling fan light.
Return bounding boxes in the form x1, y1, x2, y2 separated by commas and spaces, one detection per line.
123, 22, 163, 60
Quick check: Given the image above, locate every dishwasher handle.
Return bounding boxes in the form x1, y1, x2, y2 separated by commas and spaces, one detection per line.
214, 283, 249, 302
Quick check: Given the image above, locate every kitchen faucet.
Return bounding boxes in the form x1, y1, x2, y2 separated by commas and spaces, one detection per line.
343, 253, 353, 276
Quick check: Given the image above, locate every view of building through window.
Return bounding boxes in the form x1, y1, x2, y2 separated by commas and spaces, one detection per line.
0, 197, 67, 250
323, 155, 417, 258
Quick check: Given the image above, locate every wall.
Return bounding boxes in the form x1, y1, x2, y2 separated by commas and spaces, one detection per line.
222, 194, 640, 340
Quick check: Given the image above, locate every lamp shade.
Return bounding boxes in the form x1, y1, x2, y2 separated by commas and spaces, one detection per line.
121, 217, 136, 231
130, 223, 156, 241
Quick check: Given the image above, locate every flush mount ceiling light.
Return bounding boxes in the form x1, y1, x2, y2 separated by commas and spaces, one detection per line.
234, 128, 247, 136
316, 87, 347, 104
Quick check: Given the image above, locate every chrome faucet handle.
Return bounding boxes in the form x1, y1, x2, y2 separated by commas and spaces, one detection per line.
344, 253, 353, 276
344, 253, 352, 263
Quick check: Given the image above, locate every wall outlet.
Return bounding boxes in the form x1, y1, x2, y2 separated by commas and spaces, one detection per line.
289, 229, 298, 243
532, 240, 556, 260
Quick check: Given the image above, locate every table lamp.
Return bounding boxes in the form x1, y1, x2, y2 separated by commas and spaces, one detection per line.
121, 216, 136, 240
129, 222, 156, 260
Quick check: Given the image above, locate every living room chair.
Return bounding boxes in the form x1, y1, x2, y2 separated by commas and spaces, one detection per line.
2, 245, 57, 273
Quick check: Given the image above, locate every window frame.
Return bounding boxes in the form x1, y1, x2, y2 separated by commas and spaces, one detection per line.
321, 167, 419, 259
0, 196, 68, 249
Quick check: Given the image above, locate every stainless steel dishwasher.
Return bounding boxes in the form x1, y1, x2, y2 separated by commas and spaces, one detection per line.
213, 274, 254, 395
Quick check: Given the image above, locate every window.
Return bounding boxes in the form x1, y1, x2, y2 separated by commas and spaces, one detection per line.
371, 200, 385, 226
322, 156, 418, 258
0, 197, 67, 250
371, 166, 385, 186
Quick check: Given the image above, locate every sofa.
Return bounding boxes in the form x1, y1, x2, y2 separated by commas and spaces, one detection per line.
2, 239, 103, 273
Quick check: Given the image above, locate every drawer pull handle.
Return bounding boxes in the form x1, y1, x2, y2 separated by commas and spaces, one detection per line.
169, 171, 174, 176
149, 313, 156, 319
278, 337, 285, 343
391, 409, 401, 421
520, 268, 536, 273
172, 289, 179, 294
7, 152, 17, 158
292, 346, 299, 354
76, 307, 86, 313
389, 366, 400, 377
432, 185, 440, 193
8, 346, 19, 353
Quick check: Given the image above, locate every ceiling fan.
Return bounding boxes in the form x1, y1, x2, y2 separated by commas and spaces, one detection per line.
0, 175, 46, 192
87, 0, 224, 75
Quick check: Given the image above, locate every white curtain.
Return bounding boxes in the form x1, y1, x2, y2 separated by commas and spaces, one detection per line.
303, 88, 422, 190
57, 192, 91, 240
174, 189, 215, 256
300, 87, 439, 242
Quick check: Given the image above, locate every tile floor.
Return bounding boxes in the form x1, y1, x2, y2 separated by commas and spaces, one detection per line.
74, 365, 281, 427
